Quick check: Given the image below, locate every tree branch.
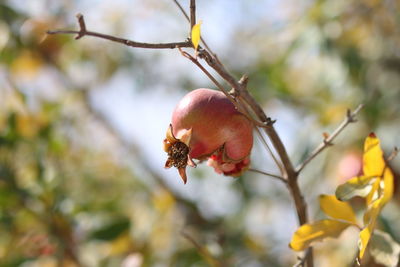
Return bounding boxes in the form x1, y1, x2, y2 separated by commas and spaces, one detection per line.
47, 14, 192, 49
248, 168, 286, 183
181, 230, 221, 267
75, 13, 86, 39
172, 0, 216, 58
196, 44, 312, 267
387, 146, 399, 162
190, 0, 196, 29
294, 248, 312, 267
196, 48, 298, 180
198, 45, 308, 229
295, 104, 364, 174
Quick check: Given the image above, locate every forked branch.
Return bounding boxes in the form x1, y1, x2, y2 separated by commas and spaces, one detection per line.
47, 14, 192, 49
295, 104, 364, 174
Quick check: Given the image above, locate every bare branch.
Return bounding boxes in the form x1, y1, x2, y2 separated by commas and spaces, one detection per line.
47, 14, 192, 49
254, 128, 285, 174
197, 48, 310, 265
190, 0, 196, 29
75, 13, 86, 39
172, 0, 215, 57
173, 0, 190, 21
197, 48, 298, 182
241, 103, 284, 174
387, 146, 399, 162
178, 49, 230, 97
295, 104, 364, 174
177, 48, 266, 128
248, 168, 286, 183
238, 74, 249, 88
180, 230, 221, 267
293, 248, 312, 267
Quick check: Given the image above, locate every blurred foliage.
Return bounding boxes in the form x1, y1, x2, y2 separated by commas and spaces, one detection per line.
0, 0, 399, 266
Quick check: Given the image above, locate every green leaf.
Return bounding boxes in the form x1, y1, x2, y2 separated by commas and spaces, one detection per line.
289, 219, 352, 251
335, 175, 376, 201
369, 230, 400, 267
90, 217, 131, 241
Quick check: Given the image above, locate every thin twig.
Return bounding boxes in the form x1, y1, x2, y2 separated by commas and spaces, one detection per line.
75, 13, 86, 39
47, 14, 192, 49
190, 0, 196, 29
172, 0, 215, 57
254, 127, 285, 174
177, 48, 265, 128
197, 48, 298, 182
173, 0, 189, 21
387, 146, 399, 162
181, 230, 221, 267
295, 104, 364, 174
178, 49, 230, 98
248, 116, 283, 174
293, 248, 311, 267
228, 86, 284, 174
238, 74, 249, 89
248, 168, 286, 183
230, 91, 283, 173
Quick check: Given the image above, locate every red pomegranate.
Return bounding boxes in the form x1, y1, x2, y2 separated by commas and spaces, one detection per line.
163, 88, 254, 183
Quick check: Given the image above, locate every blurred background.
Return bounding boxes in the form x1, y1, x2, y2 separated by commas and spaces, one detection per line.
0, 0, 399, 266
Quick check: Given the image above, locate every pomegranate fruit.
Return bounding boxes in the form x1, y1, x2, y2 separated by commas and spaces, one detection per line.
163, 88, 253, 183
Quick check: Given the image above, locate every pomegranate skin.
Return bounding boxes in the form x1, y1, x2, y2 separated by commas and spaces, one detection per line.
172, 89, 253, 161
165, 88, 253, 183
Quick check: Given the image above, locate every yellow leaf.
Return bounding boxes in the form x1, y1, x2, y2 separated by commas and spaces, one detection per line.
109, 232, 132, 255
319, 195, 358, 224
382, 167, 394, 205
11, 50, 43, 79
16, 113, 45, 138
289, 219, 352, 251
152, 189, 175, 213
365, 168, 393, 206
363, 133, 385, 177
191, 21, 202, 50
365, 177, 380, 205
336, 175, 376, 201
359, 199, 382, 259
359, 167, 394, 259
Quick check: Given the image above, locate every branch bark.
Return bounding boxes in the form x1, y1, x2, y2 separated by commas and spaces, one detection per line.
190, 0, 196, 29
47, 14, 192, 49
198, 47, 314, 267
248, 168, 286, 183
